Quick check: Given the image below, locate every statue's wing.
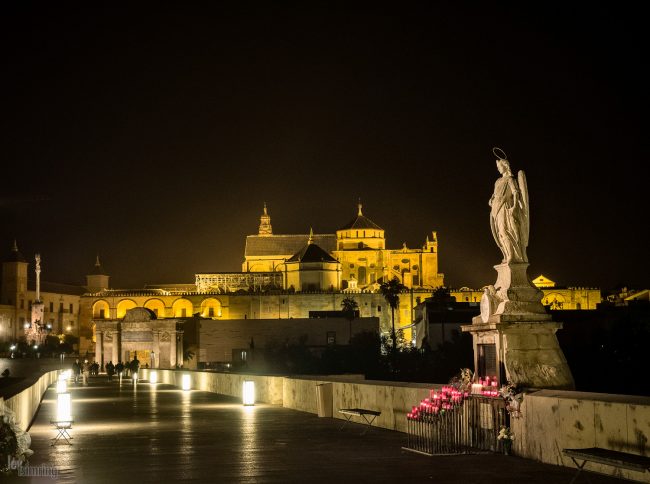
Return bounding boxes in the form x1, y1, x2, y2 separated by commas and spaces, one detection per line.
518, 170, 530, 247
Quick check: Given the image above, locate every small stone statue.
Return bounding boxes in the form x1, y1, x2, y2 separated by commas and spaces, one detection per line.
488, 148, 529, 264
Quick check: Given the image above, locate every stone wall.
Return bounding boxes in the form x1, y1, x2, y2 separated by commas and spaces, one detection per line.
198, 317, 379, 363
512, 390, 650, 483
1, 369, 59, 431
139, 368, 434, 434
139, 369, 650, 482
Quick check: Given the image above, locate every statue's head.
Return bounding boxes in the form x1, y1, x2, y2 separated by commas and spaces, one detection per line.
492, 147, 511, 175
496, 158, 511, 176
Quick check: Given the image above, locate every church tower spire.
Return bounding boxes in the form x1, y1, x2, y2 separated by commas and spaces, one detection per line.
86, 254, 110, 293
258, 202, 273, 236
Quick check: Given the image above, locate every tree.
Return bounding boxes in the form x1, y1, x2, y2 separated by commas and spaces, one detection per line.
341, 297, 359, 343
379, 277, 406, 353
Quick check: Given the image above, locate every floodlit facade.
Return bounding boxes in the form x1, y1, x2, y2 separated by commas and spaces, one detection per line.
0, 242, 85, 343
0, 205, 606, 352
242, 203, 445, 291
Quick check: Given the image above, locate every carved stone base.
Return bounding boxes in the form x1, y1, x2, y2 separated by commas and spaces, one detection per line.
461, 320, 575, 390
479, 263, 549, 324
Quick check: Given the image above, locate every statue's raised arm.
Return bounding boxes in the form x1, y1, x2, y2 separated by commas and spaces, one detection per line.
489, 148, 529, 264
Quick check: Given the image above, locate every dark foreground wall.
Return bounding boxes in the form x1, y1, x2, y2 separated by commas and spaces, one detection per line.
196, 317, 379, 363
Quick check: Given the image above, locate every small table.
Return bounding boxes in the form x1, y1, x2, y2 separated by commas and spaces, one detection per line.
338, 408, 381, 435
50, 419, 74, 445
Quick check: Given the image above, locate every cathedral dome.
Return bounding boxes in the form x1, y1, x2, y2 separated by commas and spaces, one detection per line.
338, 203, 383, 231
287, 242, 338, 263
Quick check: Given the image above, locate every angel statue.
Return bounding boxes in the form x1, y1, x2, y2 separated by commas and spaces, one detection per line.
488, 148, 529, 264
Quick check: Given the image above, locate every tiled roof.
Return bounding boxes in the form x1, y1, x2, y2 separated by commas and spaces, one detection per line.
287, 243, 338, 263
4, 248, 26, 263
338, 215, 383, 231
245, 234, 336, 257
27, 280, 87, 296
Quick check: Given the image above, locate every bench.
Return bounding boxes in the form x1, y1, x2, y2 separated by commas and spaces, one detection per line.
563, 447, 650, 483
338, 408, 381, 435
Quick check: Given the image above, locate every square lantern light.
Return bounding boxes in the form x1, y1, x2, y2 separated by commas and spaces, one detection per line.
56, 392, 72, 424
56, 379, 67, 394
149, 371, 158, 384
132, 372, 138, 385
182, 374, 191, 391
243, 380, 255, 406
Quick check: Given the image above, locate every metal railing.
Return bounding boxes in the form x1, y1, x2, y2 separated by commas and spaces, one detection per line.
404, 395, 509, 455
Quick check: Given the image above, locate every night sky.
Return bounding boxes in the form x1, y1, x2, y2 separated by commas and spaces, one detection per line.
1, 4, 648, 291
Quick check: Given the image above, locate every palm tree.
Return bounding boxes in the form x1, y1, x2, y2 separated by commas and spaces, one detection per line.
379, 277, 406, 352
341, 297, 359, 343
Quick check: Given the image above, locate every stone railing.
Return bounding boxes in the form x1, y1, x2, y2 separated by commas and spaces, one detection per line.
139, 369, 650, 482
0, 369, 59, 431
139, 369, 436, 433
511, 389, 650, 483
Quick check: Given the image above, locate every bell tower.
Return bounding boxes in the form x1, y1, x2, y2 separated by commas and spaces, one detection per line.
86, 255, 110, 293
258, 202, 273, 236
1, 240, 28, 306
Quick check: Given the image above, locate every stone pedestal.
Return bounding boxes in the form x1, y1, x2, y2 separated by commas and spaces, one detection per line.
462, 261, 575, 390
487, 263, 547, 320
461, 320, 574, 390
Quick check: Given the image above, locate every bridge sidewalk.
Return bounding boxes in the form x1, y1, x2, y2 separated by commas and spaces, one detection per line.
7, 377, 628, 483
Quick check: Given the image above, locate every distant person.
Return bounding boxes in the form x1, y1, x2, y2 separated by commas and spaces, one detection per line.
130, 354, 140, 375
82, 359, 91, 386
72, 359, 81, 384
106, 361, 115, 382
115, 361, 124, 379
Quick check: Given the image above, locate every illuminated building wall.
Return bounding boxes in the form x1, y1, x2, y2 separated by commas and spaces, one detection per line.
243, 203, 444, 291
1, 242, 85, 342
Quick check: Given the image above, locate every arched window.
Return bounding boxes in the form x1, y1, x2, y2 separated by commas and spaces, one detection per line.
172, 298, 193, 317
144, 299, 166, 318
116, 299, 137, 319
92, 300, 110, 319
201, 298, 222, 318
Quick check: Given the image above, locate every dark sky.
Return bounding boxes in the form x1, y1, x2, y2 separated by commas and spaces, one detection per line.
1, 3, 648, 290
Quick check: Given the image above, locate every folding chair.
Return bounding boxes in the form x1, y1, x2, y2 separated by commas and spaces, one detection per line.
51, 419, 74, 445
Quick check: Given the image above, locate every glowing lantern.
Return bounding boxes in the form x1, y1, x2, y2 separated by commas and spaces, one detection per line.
182, 374, 191, 391
149, 371, 158, 384
56, 379, 67, 394
243, 380, 255, 406
56, 392, 72, 423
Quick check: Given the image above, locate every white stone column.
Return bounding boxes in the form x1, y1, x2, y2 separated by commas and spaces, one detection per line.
170, 331, 177, 368
153, 331, 160, 368
176, 331, 184, 368
112, 329, 120, 364
96, 330, 103, 370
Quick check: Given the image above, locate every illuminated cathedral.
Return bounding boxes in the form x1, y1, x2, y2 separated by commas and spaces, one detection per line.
196, 202, 444, 293
0, 203, 602, 364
